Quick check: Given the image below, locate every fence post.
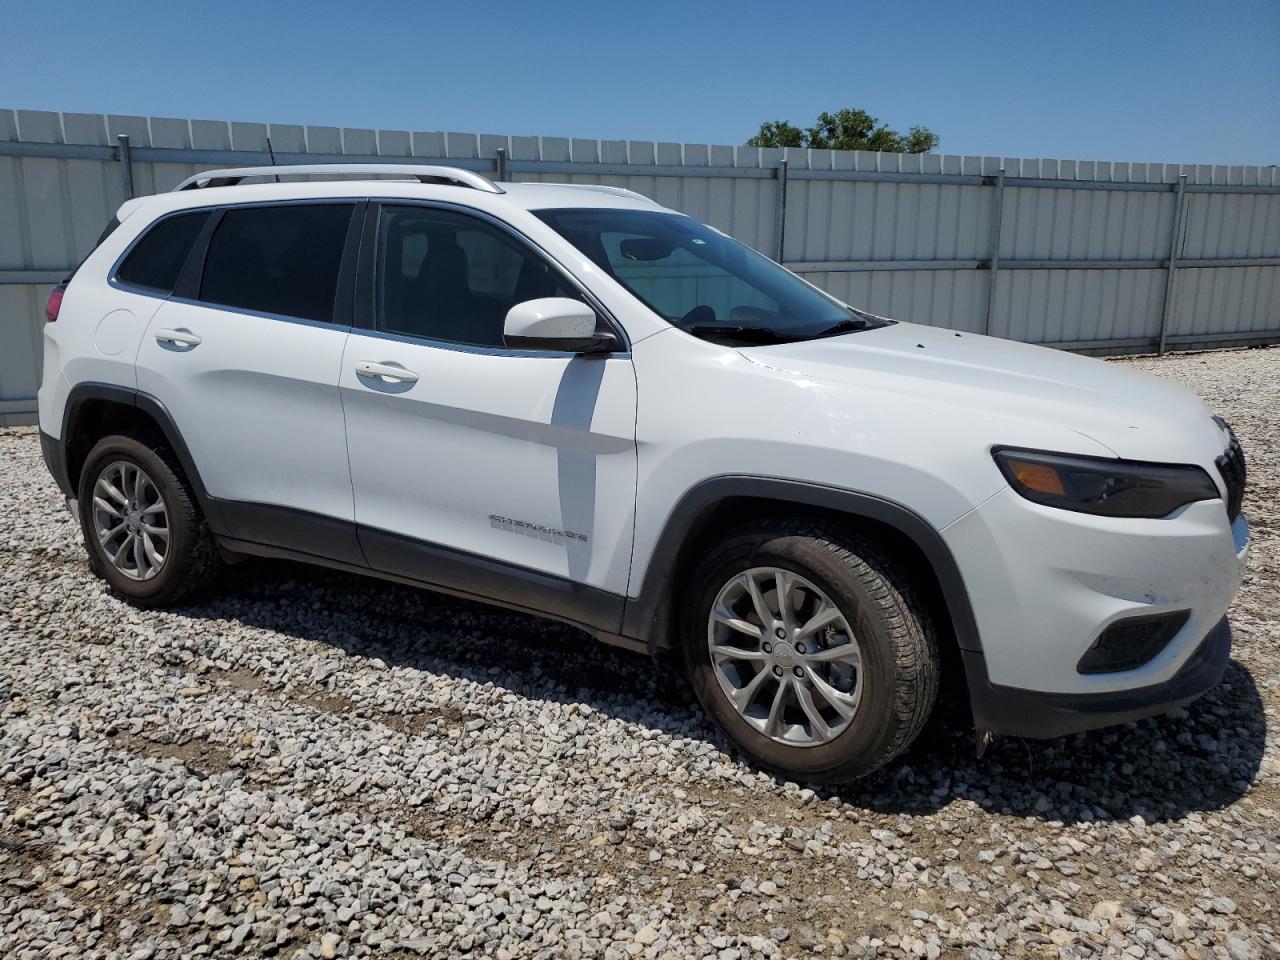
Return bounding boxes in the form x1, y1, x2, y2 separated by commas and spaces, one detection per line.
1157, 175, 1188, 356
774, 158, 788, 262
495, 146, 508, 182
116, 134, 134, 200
983, 168, 1006, 336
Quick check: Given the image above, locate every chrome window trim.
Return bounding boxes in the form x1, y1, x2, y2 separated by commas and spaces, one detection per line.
152, 294, 356, 334
103, 282, 355, 334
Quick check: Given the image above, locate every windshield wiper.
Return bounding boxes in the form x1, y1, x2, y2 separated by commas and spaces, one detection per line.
688, 324, 799, 345
811, 317, 872, 339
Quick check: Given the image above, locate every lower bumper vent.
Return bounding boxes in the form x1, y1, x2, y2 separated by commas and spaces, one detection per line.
1077, 610, 1190, 675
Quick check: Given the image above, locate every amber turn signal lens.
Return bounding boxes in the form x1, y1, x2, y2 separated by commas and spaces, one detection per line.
1007, 459, 1066, 496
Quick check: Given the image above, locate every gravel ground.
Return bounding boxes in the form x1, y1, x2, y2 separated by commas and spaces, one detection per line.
2, 348, 1278, 960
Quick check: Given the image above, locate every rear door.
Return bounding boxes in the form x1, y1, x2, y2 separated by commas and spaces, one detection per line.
340, 202, 637, 630
134, 200, 364, 562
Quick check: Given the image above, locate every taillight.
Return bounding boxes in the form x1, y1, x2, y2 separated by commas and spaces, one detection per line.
45, 283, 66, 323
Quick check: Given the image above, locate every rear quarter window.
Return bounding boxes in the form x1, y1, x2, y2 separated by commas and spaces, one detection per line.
115, 211, 211, 293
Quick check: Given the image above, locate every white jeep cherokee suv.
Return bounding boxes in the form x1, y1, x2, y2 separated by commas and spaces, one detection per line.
38, 164, 1250, 783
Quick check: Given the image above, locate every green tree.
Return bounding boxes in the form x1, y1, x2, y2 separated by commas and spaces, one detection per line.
745, 120, 806, 149
901, 126, 940, 154
747, 108, 939, 153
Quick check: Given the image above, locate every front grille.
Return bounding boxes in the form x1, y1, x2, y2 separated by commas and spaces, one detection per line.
1215, 427, 1246, 523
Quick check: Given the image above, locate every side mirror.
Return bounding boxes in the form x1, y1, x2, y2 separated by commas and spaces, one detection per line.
504, 297, 618, 355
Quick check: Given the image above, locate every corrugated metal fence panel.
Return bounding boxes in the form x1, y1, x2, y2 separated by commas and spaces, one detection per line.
783, 152, 999, 332
1171, 186, 1280, 341
1181, 191, 1280, 260
804, 269, 992, 334
0, 282, 50, 425
1170, 266, 1279, 341
994, 268, 1169, 344
2, 107, 1279, 424
786, 152, 998, 261
1003, 185, 1173, 261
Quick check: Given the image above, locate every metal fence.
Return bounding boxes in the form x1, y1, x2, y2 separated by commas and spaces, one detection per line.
3, 108, 1278, 425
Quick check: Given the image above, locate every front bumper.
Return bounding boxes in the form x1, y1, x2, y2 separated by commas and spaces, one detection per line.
944, 483, 1248, 738
964, 616, 1231, 739
945, 488, 1247, 691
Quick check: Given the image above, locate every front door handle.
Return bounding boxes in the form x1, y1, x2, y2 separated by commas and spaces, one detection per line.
354, 360, 420, 384
154, 328, 202, 347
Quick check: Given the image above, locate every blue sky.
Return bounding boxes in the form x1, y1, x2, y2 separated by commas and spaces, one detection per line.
3, 0, 1278, 165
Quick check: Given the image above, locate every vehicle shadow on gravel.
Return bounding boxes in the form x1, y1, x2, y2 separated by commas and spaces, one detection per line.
193, 559, 1266, 827
832, 659, 1266, 824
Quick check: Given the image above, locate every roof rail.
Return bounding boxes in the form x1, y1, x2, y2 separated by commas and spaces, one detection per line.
173, 163, 504, 194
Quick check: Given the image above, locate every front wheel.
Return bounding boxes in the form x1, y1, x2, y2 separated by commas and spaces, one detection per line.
77, 434, 222, 606
684, 520, 940, 783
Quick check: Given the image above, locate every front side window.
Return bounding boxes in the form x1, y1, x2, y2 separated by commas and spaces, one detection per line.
535, 208, 889, 346
199, 204, 354, 323
375, 205, 580, 348
116, 211, 210, 293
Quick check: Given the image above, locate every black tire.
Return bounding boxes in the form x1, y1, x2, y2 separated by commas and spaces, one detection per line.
77, 434, 222, 607
684, 518, 940, 784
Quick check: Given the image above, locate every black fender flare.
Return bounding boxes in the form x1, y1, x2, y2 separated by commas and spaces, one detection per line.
620, 475, 984, 660
56, 382, 227, 533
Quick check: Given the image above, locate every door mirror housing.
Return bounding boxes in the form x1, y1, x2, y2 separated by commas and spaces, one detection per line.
504, 297, 617, 354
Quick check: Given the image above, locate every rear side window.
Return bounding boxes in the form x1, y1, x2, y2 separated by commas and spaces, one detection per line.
199, 204, 353, 323
115, 211, 210, 292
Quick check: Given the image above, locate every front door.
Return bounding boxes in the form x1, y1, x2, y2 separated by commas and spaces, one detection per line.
340, 203, 637, 631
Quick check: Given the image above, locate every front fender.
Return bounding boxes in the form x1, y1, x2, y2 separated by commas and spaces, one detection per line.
620, 474, 983, 658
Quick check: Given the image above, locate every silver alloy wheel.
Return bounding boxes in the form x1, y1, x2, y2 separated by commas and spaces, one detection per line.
91, 460, 169, 581
707, 566, 863, 747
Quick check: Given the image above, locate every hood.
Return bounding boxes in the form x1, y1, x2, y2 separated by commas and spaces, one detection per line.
739, 321, 1225, 464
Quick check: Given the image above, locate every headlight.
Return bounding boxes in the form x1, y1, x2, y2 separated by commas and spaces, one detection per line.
992, 448, 1218, 518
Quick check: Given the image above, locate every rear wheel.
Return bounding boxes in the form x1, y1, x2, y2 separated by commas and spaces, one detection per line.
684, 519, 939, 783
77, 434, 221, 606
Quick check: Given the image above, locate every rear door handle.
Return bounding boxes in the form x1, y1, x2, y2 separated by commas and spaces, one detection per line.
355, 360, 420, 384
154, 328, 202, 347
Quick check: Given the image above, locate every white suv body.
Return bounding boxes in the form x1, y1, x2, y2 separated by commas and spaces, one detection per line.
37, 165, 1250, 782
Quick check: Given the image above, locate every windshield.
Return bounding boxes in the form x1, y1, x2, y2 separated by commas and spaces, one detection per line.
533, 208, 891, 346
